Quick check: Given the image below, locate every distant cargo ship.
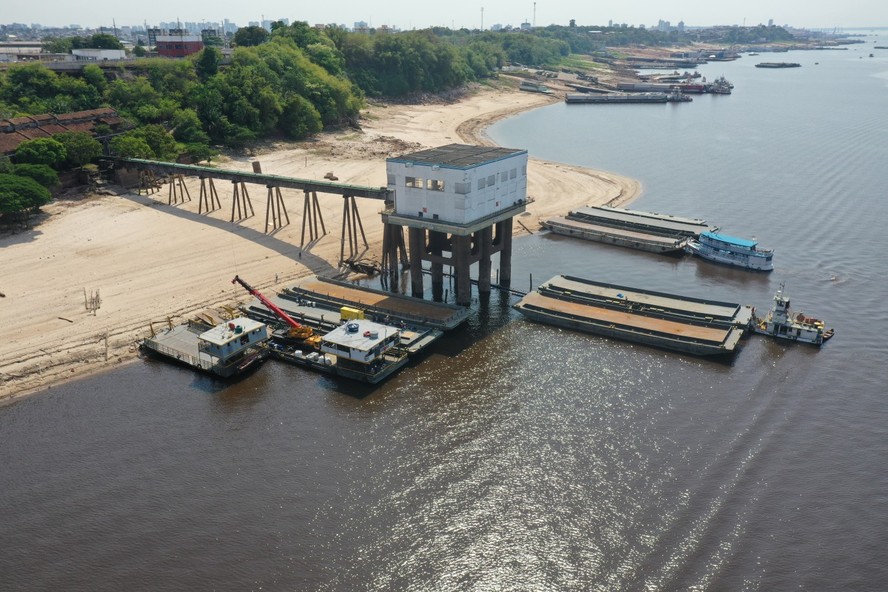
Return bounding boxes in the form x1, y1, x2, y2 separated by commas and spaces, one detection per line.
755, 62, 801, 68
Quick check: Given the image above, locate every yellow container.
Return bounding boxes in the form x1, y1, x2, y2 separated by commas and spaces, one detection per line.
340, 306, 365, 321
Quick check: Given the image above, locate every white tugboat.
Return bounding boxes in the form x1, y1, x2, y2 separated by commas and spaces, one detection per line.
753, 284, 834, 345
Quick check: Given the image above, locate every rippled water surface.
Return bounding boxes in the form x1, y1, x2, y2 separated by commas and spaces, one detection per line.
2, 34, 888, 590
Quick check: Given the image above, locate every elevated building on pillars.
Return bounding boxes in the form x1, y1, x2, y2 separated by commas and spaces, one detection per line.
381, 144, 528, 305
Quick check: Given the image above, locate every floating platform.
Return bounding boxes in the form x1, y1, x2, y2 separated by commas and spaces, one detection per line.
514, 275, 752, 356
541, 216, 688, 254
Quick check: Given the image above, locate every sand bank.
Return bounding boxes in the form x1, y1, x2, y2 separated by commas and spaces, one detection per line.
0, 82, 641, 401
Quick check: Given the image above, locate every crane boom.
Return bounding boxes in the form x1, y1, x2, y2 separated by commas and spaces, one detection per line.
231, 275, 303, 330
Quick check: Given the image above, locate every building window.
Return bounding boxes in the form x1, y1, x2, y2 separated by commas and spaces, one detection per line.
428, 179, 445, 191
406, 176, 423, 188
477, 178, 486, 190
501, 171, 509, 182
510, 168, 517, 179
454, 182, 470, 194
387, 173, 396, 185
487, 175, 495, 186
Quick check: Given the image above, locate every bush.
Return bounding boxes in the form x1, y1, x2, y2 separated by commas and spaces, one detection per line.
12, 164, 59, 188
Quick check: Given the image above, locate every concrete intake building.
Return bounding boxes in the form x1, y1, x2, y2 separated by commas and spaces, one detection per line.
381, 144, 529, 305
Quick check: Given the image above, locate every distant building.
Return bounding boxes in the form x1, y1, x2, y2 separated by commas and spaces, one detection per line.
155, 35, 204, 57
71, 48, 126, 61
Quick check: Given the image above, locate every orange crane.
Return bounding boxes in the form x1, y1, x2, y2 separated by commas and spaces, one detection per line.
231, 275, 319, 344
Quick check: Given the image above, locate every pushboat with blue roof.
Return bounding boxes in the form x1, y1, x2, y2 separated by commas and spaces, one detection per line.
685, 230, 774, 271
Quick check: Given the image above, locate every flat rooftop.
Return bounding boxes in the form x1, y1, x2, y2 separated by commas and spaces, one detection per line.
387, 143, 526, 170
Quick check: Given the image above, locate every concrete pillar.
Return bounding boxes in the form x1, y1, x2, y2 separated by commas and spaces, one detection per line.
499, 219, 514, 288
408, 227, 425, 298
454, 234, 472, 305
430, 231, 445, 302
478, 226, 493, 294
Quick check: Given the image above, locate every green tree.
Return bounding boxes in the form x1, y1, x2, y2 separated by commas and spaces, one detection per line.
42, 37, 74, 54
109, 134, 154, 159
279, 95, 322, 139
80, 34, 124, 50
54, 131, 103, 168
170, 109, 210, 144
131, 124, 179, 161
132, 45, 147, 57
233, 26, 269, 47
194, 46, 222, 80
15, 137, 66, 168
81, 64, 107, 95
12, 164, 59, 188
0, 173, 52, 218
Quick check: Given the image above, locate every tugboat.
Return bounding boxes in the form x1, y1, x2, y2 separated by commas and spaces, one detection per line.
752, 284, 834, 345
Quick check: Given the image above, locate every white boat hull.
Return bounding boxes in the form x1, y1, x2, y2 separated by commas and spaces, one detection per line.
686, 240, 774, 271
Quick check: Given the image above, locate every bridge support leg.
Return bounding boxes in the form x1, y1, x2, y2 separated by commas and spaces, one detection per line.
264, 186, 290, 233
339, 195, 368, 265
300, 190, 327, 247
230, 181, 254, 222
168, 174, 190, 205
198, 177, 221, 214
139, 170, 159, 195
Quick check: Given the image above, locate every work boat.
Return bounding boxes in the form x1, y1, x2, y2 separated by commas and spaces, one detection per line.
686, 230, 774, 271
753, 284, 834, 345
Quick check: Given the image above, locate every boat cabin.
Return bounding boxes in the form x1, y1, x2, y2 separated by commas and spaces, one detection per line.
198, 317, 269, 363
321, 320, 401, 365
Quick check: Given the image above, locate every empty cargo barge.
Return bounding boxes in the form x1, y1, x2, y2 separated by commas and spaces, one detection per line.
541, 216, 688, 254
568, 206, 712, 237
513, 275, 753, 356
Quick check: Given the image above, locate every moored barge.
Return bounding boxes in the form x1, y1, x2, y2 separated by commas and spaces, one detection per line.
514, 275, 752, 356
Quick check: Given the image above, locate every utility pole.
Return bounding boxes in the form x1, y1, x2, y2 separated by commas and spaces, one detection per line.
481, 6, 484, 32
533, 2, 536, 28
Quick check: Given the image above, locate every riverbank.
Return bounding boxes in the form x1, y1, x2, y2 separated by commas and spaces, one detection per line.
0, 80, 642, 402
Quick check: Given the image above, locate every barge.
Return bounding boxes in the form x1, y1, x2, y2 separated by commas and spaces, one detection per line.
541, 205, 712, 255
541, 216, 688, 254
513, 275, 752, 356
567, 205, 711, 238
141, 317, 269, 378
755, 62, 801, 68
565, 92, 689, 104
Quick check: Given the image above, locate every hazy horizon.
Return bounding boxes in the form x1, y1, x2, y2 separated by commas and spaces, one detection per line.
4, 0, 887, 32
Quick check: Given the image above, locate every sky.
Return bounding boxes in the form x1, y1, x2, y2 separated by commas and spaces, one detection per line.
5, 0, 887, 31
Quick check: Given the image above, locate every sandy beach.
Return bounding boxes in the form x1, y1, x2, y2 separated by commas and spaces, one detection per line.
0, 81, 642, 401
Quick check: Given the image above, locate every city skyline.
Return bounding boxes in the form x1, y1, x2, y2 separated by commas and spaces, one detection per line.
4, 0, 887, 31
